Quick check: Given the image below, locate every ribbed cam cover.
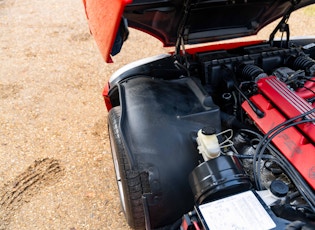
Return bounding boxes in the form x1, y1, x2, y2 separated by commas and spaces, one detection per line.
242, 76, 315, 190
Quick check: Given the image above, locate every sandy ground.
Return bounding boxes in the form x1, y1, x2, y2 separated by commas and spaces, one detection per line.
0, 0, 165, 229
0, 0, 314, 229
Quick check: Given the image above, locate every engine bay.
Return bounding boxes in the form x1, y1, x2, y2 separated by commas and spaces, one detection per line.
182, 41, 315, 229
107, 40, 315, 229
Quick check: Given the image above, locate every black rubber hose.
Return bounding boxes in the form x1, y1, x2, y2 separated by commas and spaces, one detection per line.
237, 63, 266, 80
293, 56, 315, 70
288, 55, 315, 75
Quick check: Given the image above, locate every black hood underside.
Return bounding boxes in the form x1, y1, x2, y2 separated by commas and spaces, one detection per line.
124, 0, 315, 46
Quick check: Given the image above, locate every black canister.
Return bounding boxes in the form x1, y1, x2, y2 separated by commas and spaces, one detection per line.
189, 155, 252, 204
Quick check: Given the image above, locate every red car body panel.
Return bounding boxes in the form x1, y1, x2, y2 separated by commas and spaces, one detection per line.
102, 82, 112, 111
83, 0, 132, 63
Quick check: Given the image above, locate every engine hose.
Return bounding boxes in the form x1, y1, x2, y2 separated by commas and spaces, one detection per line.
255, 117, 315, 212
291, 55, 315, 75
237, 63, 267, 81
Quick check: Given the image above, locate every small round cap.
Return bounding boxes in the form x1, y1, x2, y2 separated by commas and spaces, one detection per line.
270, 180, 289, 197
201, 126, 216, 135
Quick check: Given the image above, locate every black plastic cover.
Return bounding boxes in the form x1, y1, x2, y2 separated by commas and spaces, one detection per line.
189, 155, 252, 204
118, 76, 221, 228
124, 0, 315, 47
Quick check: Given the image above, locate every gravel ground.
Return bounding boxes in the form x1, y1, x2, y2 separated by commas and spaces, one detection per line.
0, 0, 166, 229
0, 0, 314, 229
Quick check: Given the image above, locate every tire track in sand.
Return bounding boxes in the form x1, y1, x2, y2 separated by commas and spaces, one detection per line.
0, 158, 64, 229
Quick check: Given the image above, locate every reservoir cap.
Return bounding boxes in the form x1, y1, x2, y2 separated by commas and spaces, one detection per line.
270, 180, 289, 197
202, 126, 216, 135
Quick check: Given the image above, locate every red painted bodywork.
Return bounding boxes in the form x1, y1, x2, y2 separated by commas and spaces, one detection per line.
102, 82, 112, 111
83, 0, 132, 63
242, 76, 315, 190
82, 0, 267, 63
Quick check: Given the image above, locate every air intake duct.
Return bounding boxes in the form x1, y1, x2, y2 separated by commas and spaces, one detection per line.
237, 63, 267, 81
288, 55, 315, 75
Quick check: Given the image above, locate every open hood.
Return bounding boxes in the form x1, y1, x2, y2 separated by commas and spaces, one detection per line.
83, 0, 315, 63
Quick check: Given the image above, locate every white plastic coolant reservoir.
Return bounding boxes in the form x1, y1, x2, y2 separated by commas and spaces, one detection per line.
257, 180, 289, 206
196, 127, 220, 161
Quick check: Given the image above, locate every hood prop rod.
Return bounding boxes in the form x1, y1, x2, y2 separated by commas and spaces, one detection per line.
269, 0, 300, 48
174, 0, 197, 74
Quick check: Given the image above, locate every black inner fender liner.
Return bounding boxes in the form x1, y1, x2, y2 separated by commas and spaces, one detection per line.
118, 76, 221, 228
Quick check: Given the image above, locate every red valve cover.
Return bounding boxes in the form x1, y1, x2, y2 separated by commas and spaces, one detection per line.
242, 76, 315, 190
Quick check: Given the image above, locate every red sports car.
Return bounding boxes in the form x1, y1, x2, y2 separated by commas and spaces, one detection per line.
83, 0, 315, 229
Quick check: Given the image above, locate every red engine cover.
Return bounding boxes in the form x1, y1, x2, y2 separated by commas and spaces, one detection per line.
242, 76, 315, 190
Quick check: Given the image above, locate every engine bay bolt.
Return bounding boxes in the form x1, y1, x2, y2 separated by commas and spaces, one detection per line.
222, 93, 232, 101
